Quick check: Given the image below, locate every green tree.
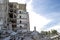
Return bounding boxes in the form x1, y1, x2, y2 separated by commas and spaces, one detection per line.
51, 30, 58, 35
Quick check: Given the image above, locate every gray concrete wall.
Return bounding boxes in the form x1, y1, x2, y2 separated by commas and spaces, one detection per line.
0, 0, 9, 29
17, 10, 30, 31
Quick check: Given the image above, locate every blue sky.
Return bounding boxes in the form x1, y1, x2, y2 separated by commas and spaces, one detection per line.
31, 0, 60, 31
10, 0, 60, 32
32, 0, 60, 18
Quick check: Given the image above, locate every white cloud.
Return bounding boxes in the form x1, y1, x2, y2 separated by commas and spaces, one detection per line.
26, 0, 51, 32
29, 11, 50, 32
9, 0, 51, 32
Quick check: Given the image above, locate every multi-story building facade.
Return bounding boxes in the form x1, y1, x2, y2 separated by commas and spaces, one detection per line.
0, 0, 9, 30
0, 0, 30, 31
8, 2, 30, 31
17, 10, 30, 31
8, 2, 18, 30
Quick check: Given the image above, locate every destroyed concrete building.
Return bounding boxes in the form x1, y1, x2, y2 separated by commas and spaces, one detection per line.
8, 2, 30, 31
0, 0, 40, 40
0, 0, 30, 31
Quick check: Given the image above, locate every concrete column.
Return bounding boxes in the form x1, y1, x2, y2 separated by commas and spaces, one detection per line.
34, 26, 36, 32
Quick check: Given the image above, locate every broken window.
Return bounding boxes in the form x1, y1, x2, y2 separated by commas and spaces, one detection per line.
19, 11, 21, 14
20, 21, 22, 23
9, 13, 13, 18
20, 26, 22, 28
20, 16, 21, 18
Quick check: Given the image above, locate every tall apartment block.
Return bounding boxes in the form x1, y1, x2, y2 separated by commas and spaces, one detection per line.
8, 2, 30, 31
0, 0, 30, 31
0, 0, 9, 30
0, 0, 40, 40
8, 2, 18, 31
